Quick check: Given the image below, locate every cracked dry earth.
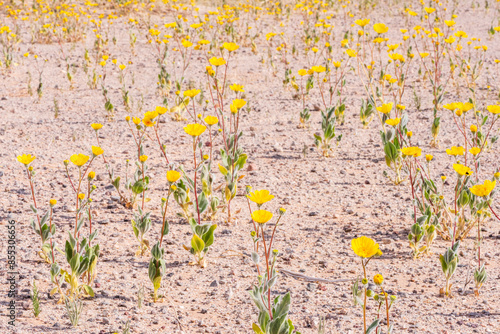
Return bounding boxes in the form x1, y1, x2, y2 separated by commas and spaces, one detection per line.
1, 1, 500, 334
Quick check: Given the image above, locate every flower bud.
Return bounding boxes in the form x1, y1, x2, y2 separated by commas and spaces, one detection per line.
50, 199, 57, 206
373, 274, 384, 286
470, 125, 477, 132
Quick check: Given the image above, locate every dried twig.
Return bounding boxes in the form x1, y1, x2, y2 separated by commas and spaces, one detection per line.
279, 269, 353, 284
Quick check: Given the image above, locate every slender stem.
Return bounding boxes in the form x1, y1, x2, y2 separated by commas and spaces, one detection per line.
160, 192, 170, 247
489, 203, 500, 221
27, 169, 43, 244
49, 206, 55, 263
362, 260, 367, 334
192, 139, 201, 225
260, 224, 272, 319
380, 286, 390, 330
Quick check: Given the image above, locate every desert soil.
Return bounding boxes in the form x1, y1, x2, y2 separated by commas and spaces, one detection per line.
1, 1, 500, 333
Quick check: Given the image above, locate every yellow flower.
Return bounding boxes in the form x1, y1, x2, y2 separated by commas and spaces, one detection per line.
156, 106, 168, 115
345, 49, 357, 57
167, 170, 181, 183
184, 123, 207, 137
99, 60, 106, 67
17, 154, 36, 166
487, 105, 500, 114
385, 118, 401, 127
373, 23, 388, 34
125, 116, 131, 122
223, 42, 239, 52
88, 171, 96, 179
49, 199, 57, 206
251, 210, 273, 224
184, 89, 201, 98
407, 131, 413, 138
78, 193, 85, 200
209, 57, 226, 66
453, 163, 473, 176
376, 102, 393, 114
204, 115, 218, 126
298, 69, 308, 76
231, 99, 247, 110
351, 236, 380, 258
470, 180, 496, 197
446, 146, 465, 156
91, 123, 103, 131
139, 155, 148, 163
230, 84, 244, 92
387, 44, 399, 52
355, 18, 370, 27
420, 52, 430, 58
181, 39, 193, 48
92, 146, 104, 156
132, 117, 141, 125
118, 64, 126, 71
311, 65, 326, 73
401, 147, 422, 157
470, 125, 477, 133
143, 117, 156, 127
424, 7, 436, 14
247, 190, 274, 205
455, 102, 474, 115
469, 147, 481, 156
374, 274, 384, 285
70, 154, 90, 167
445, 20, 456, 27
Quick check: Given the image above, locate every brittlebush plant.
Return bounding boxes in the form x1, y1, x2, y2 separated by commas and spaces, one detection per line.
17, 154, 56, 263
245, 187, 298, 334
178, 123, 217, 268
205, 44, 248, 223
351, 236, 397, 334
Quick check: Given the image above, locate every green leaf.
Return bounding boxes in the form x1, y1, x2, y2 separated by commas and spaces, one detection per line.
274, 292, 290, 319
366, 319, 380, 334
69, 254, 80, 273
252, 323, 264, 334
198, 191, 209, 214
82, 284, 94, 297
218, 164, 228, 176
191, 234, 205, 254
202, 224, 217, 248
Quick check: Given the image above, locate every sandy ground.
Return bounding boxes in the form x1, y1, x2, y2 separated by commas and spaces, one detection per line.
1, 0, 500, 333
